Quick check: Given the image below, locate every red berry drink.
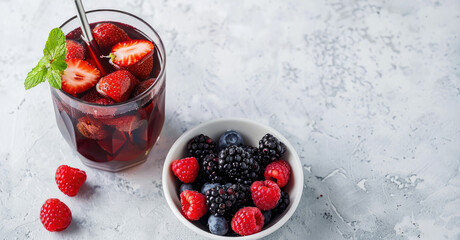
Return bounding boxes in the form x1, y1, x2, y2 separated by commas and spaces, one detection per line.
50, 10, 166, 171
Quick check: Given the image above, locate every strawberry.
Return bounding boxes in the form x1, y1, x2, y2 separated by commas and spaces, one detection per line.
92, 23, 130, 51
65, 40, 85, 60
81, 88, 115, 105
61, 59, 101, 95
97, 130, 127, 154
132, 78, 156, 97
128, 120, 148, 147
100, 114, 143, 132
80, 89, 118, 118
76, 116, 109, 140
86, 56, 100, 72
110, 40, 154, 80
96, 70, 139, 102
129, 55, 153, 80
66, 28, 82, 40
144, 102, 155, 116
113, 142, 144, 161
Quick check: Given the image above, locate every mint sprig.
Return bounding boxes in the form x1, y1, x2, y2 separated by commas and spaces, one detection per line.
25, 28, 67, 90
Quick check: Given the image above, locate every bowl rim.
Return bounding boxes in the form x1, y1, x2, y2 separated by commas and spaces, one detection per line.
162, 117, 304, 239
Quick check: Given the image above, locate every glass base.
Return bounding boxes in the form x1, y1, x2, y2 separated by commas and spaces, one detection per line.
77, 149, 150, 172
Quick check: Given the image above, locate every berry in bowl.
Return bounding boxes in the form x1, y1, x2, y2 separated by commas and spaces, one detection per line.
162, 118, 303, 239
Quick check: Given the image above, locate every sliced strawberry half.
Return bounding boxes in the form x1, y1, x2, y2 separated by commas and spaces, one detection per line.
97, 130, 127, 154
96, 70, 139, 102
110, 40, 154, 80
65, 40, 85, 60
92, 23, 130, 51
61, 59, 101, 95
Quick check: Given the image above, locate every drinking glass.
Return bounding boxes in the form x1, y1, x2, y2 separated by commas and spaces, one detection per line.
51, 9, 166, 172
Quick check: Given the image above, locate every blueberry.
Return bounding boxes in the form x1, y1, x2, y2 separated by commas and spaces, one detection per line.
201, 183, 221, 195
219, 130, 244, 149
208, 215, 228, 236
262, 210, 272, 226
179, 183, 195, 194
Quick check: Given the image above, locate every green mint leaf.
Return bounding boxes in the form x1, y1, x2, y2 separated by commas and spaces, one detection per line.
46, 70, 62, 89
25, 28, 68, 90
24, 58, 48, 90
37, 55, 50, 66
44, 28, 67, 60
50, 56, 67, 72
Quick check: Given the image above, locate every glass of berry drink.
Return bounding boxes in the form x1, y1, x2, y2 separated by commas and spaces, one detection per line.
50, 10, 166, 171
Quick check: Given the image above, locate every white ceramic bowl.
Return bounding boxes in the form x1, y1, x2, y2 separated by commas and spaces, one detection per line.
162, 118, 303, 239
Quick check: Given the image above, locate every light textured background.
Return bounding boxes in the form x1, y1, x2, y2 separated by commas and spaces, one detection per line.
1, 0, 459, 239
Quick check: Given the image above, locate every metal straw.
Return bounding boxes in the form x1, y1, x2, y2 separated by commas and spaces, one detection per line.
72, 0, 107, 75
73, 0, 94, 42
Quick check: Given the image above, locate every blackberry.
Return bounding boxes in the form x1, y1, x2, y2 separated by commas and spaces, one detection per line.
242, 145, 259, 158
218, 145, 261, 185
205, 184, 250, 218
258, 134, 286, 166
262, 210, 272, 226
202, 153, 224, 183
232, 183, 251, 207
273, 191, 290, 215
242, 145, 261, 169
187, 134, 216, 160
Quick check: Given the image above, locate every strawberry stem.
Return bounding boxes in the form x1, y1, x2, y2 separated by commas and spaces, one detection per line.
109, 53, 116, 63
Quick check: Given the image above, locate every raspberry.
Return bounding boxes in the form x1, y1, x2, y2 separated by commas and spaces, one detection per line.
180, 190, 208, 220
231, 207, 264, 236
40, 198, 72, 232
264, 160, 291, 188
55, 165, 87, 197
172, 157, 199, 183
250, 180, 281, 211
